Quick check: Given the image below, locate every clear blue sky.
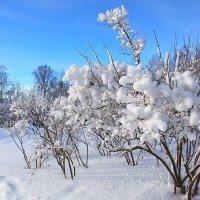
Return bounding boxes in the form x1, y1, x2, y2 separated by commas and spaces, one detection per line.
0, 0, 200, 87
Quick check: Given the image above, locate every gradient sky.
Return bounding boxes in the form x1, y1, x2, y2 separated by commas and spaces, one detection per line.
0, 0, 200, 87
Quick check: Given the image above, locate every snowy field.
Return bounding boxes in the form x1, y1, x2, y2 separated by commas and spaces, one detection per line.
0, 129, 199, 200
0, 2, 200, 200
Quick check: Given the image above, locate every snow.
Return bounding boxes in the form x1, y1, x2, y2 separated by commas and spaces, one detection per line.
116, 88, 130, 103
189, 110, 200, 127
0, 130, 198, 200
119, 76, 133, 86
98, 5, 128, 24
144, 112, 167, 133
175, 71, 199, 91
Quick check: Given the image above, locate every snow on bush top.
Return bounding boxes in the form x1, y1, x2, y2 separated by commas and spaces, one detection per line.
62, 2, 200, 143
63, 50, 200, 143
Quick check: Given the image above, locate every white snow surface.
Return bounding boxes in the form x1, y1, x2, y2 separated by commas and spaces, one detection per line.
0, 129, 199, 200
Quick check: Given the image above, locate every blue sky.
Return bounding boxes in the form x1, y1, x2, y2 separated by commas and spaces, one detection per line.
0, 0, 200, 87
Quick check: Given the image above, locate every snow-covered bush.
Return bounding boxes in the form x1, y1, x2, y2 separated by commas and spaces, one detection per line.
117, 68, 200, 198
64, 56, 200, 200
62, 5, 200, 199
49, 97, 89, 168
10, 91, 78, 178
63, 61, 141, 164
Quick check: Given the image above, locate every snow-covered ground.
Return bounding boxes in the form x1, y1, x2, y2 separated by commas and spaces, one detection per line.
0, 129, 199, 200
